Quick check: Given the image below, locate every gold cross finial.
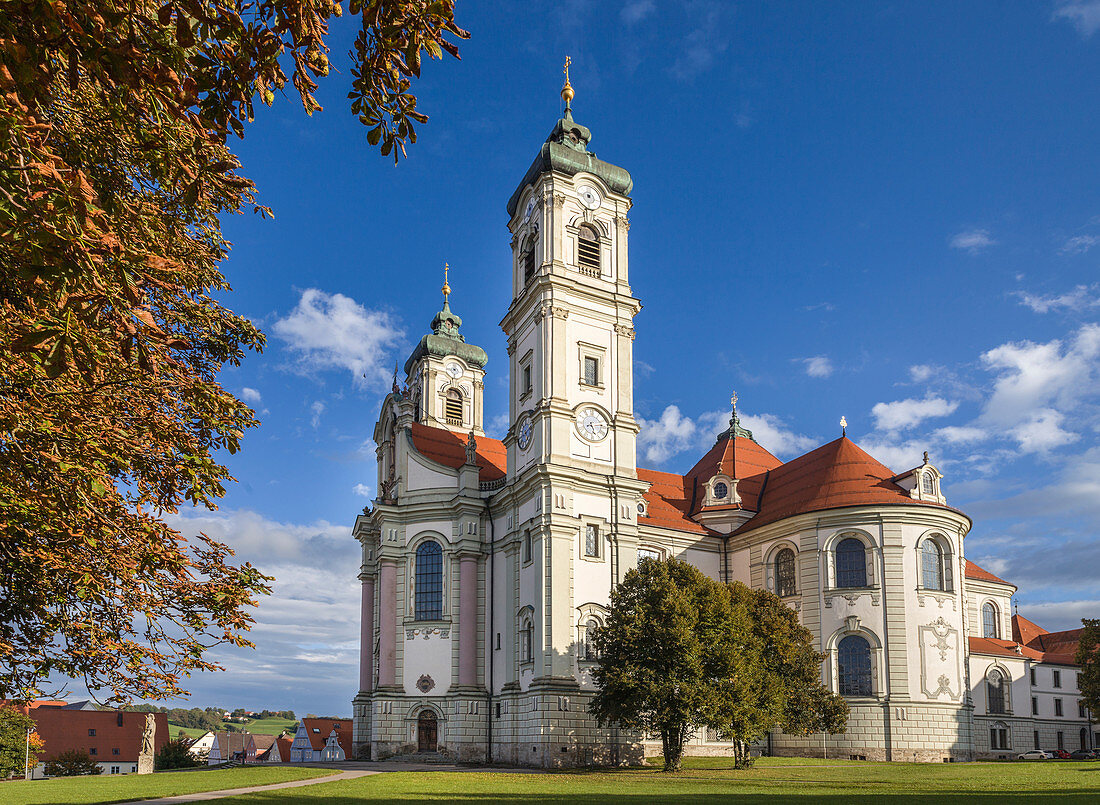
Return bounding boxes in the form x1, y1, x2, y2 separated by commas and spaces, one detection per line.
442, 261, 451, 302
730, 391, 738, 411
561, 55, 574, 107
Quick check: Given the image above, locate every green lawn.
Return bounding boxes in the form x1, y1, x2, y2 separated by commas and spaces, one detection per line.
166, 716, 297, 740
1, 765, 332, 805
219, 757, 1100, 804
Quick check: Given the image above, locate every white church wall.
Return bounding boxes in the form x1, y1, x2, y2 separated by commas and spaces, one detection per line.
406, 454, 457, 492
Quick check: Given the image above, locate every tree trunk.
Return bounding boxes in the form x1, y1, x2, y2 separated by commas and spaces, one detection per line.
662, 727, 685, 772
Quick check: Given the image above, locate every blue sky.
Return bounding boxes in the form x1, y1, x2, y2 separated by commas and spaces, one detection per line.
90, 2, 1100, 717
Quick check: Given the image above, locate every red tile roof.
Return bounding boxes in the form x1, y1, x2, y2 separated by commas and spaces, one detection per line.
300, 718, 352, 752
1012, 613, 1049, 646
965, 560, 1013, 587
275, 736, 292, 762
968, 636, 1042, 661
684, 436, 783, 513
637, 468, 712, 535
409, 423, 506, 481
734, 437, 956, 534
22, 709, 169, 764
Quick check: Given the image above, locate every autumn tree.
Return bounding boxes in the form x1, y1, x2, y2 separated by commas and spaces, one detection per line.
0, 705, 43, 778
1077, 619, 1100, 717
43, 749, 104, 776
0, 2, 466, 705
154, 738, 200, 770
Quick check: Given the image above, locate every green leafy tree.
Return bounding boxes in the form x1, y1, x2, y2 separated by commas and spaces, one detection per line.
590, 558, 746, 771
0, 706, 43, 778
43, 749, 103, 776
591, 559, 849, 772
154, 738, 200, 770
1077, 619, 1100, 717
719, 584, 848, 766
0, 1, 466, 705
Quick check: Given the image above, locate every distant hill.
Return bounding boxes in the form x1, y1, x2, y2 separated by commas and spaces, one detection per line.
168, 715, 299, 740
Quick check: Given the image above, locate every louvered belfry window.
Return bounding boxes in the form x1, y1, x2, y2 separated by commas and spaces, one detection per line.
577, 226, 600, 273
445, 389, 463, 425
523, 243, 536, 282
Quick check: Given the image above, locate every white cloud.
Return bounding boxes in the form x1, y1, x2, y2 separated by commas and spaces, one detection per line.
980, 324, 1100, 428
274, 288, 404, 389
1015, 284, 1100, 313
1060, 234, 1099, 254
854, 435, 927, 474
1013, 599, 1100, 633
949, 228, 996, 254
310, 400, 325, 429
637, 405, 815, 466
871, 396, 958, 432
1008, 408, 1079, 453
908, 364, 937, 383
487, 412, 510, 439
352, 483, 372, 498
671, 2, 729, 80
933, 425, 988, 444
1054, 1, 1100, 37
738, 413, 817, 458
620, 0, 655, 24
637, 405, 698, 464
800, 356, 834, 378
240, 387, 262, 405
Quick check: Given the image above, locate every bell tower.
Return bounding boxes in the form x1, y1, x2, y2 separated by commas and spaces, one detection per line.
500, 60, 641, 477
498, 62, 648, 699
404, 264, 488, 436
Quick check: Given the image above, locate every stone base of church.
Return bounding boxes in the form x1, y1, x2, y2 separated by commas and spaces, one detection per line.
354, 688, 643, 768
769, 700, 974, 763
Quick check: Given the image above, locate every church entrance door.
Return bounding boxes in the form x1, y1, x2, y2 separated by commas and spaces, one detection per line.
417, 710, 437, 752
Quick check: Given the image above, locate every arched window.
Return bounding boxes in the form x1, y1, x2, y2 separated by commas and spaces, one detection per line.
444, 389, 463, 425
523, 238, 537, 282
987, 668, 1007, 714
837, 635, 872, 697
577, 225, 600, 273
775, 548, 796, 598
521, 618, 533, 664
583, 619, 600, 661
1082, 727, 1089, 751
414, 541, 443, 621
836, 538, 867, 588
921, 539, 947, 591
921, 472, 935, 496
982, 602, 999, 639
990, 721, 1009, 750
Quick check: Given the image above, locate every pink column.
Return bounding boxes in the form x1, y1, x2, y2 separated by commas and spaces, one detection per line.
458, 554, 478, 687
358, 576, 376, 692
378, 560, 397, 687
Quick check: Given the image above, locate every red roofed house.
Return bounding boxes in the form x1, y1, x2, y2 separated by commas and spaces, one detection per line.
288, 718, 352, 762
349, 96, 1094, 767
964, 560, 1095, 758
20, 704, 168, 778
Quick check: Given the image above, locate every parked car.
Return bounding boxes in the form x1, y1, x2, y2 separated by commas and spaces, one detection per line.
1018, 750, 1052, 760
1048, 749, 1071, 759
1068, 749, 1098, 760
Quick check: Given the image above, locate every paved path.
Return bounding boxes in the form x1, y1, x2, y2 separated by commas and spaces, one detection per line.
137, 769, 377, 803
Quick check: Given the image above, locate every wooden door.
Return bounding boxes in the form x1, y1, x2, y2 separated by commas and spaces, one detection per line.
417, 711, 437, 752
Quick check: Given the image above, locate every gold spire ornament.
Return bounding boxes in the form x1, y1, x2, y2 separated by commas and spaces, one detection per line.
442, 261, 451, 303
561, 55, 574, 107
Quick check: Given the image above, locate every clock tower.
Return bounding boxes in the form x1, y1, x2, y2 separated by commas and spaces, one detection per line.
498, 62, 648, 697
405, 265, 488, 436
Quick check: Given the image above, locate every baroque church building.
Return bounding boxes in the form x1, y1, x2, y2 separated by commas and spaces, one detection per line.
351, 79, 1093, 766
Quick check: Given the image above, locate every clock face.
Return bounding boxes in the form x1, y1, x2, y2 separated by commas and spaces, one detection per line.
517, 418, 533, 450
576, 185, 601, 210
524, 198, 537, 222
577, 408, 609, 441
445, 362, 463, 378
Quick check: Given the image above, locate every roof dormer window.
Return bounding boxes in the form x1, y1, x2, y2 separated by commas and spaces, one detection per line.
713, 481, 728, 499
921, 472, 935, 496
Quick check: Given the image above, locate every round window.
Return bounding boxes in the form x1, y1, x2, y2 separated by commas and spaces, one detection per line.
713, 482, 728, 499
637, 501, 645, 516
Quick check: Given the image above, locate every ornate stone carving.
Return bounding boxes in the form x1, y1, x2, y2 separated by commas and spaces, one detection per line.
416, 674, 435, 693
918, 616, 960, 700
614, 324, 636, 340
553, 192, 566, 208
406, 627, 450, 640
616, 215, 631, 231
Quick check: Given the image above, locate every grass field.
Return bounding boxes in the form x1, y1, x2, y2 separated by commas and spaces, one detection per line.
1, 765, 331, 805
217, 757, 1100, 804
166, 716, 298, 740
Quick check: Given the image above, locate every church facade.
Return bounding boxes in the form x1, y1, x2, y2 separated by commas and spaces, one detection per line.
350, 83, 1093, 766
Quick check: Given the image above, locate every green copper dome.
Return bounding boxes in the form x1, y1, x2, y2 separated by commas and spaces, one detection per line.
506, 107, 633, 218
403, 299, 489, 375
